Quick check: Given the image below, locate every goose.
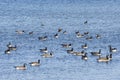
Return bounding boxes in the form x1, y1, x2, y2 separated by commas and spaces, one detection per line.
96, 34, 101, 39
82, 53, 88, 60
84, 32, 89, 35
84, 21, 88, 24
40, 47, 48, 53
14, 63, 27, 70
76, 34, 84, 38
29, 60, 40, 66
73, 50, 85, 56
63, 31, 67, 34
86, 36, 93, 40
61, 43, 72, 48
109, 45, 117, 53
97, 55, 110, 62
81, 43, 88, 49
75, 31, 80, 35
91, 49, 101, 56
38, 36, 47, 41
54, 33, 59, 38
5, 49, 11, 54
58, 28, 62, 32
41, 52, 53, 58
9, 45, 17, 51
16, 30, 25, 34
67, 48, 74, 54
29, 31, 33, 35
7, 42, 13, 48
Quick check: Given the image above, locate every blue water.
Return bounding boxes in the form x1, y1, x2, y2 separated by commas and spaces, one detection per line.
0, 0, 120, 80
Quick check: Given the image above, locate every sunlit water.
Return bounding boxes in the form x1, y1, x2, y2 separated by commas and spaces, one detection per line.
0, 0, 120, 80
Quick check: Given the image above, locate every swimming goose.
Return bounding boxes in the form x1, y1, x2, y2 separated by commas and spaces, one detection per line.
82, 53, 88, 60
84, 32, 89, 35
86, 36, 93, 40
41, 52, 53, 58
9, 45, 17, 51
58, 28, 62, 32
16, 30, 25, 34
7, 42, 13, 48
54, 33, 59, 38
14, 63, 27, 70
96, 34, 101, 39
63, 31, 67, 34
84, 21, 88, 24
76, 34, 84, 38
38, 36, 47, 41
73, 50, 85, 56
40, 47, 48, 53
61, 43, 72, 48
5, 49, 11, 54
91, 49, 101, 56
29, 31, 33, 35
29, 60, 40, 66
97, 55, 110, 62
81, 43, 88, 49
67, 48, 74, 54
109, 45, 117, 53
75, 31, 80, 35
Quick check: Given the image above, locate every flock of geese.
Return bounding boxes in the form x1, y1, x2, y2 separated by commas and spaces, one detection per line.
4, 24, 117, 70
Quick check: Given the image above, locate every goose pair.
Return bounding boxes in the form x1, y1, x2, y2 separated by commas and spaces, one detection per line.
15, 60, 40, 70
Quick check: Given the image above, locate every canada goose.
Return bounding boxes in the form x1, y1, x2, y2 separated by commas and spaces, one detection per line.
38, 36, 47, 41
58, 28, 62, 32
67, 48, 74, 54
81, 43, 88, 49
96, 34, 101, 39
54, 33, 59, 38
9, 45, 17, 51
29, 31, 33, 35
73, 50, 85, 56
14, 63, 27, 70
84, 21, 88, 24
76, 34, 84, 38
29, 60, 40, 66
75, 31, 80, 35
84, 32, 89, 35
16, 30, 25, 34
5, 49, 11, 54
40, 47, 48, 53
7, 42, 13, 48
41, 53, 53, 58
63, 31, 67, 34
82, 53, 88, 60
61, 43, 72, 48
109, 45, 117, 53
86, 36, 93, 40
91, 49, 101, 56
97, 55, 110, 62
